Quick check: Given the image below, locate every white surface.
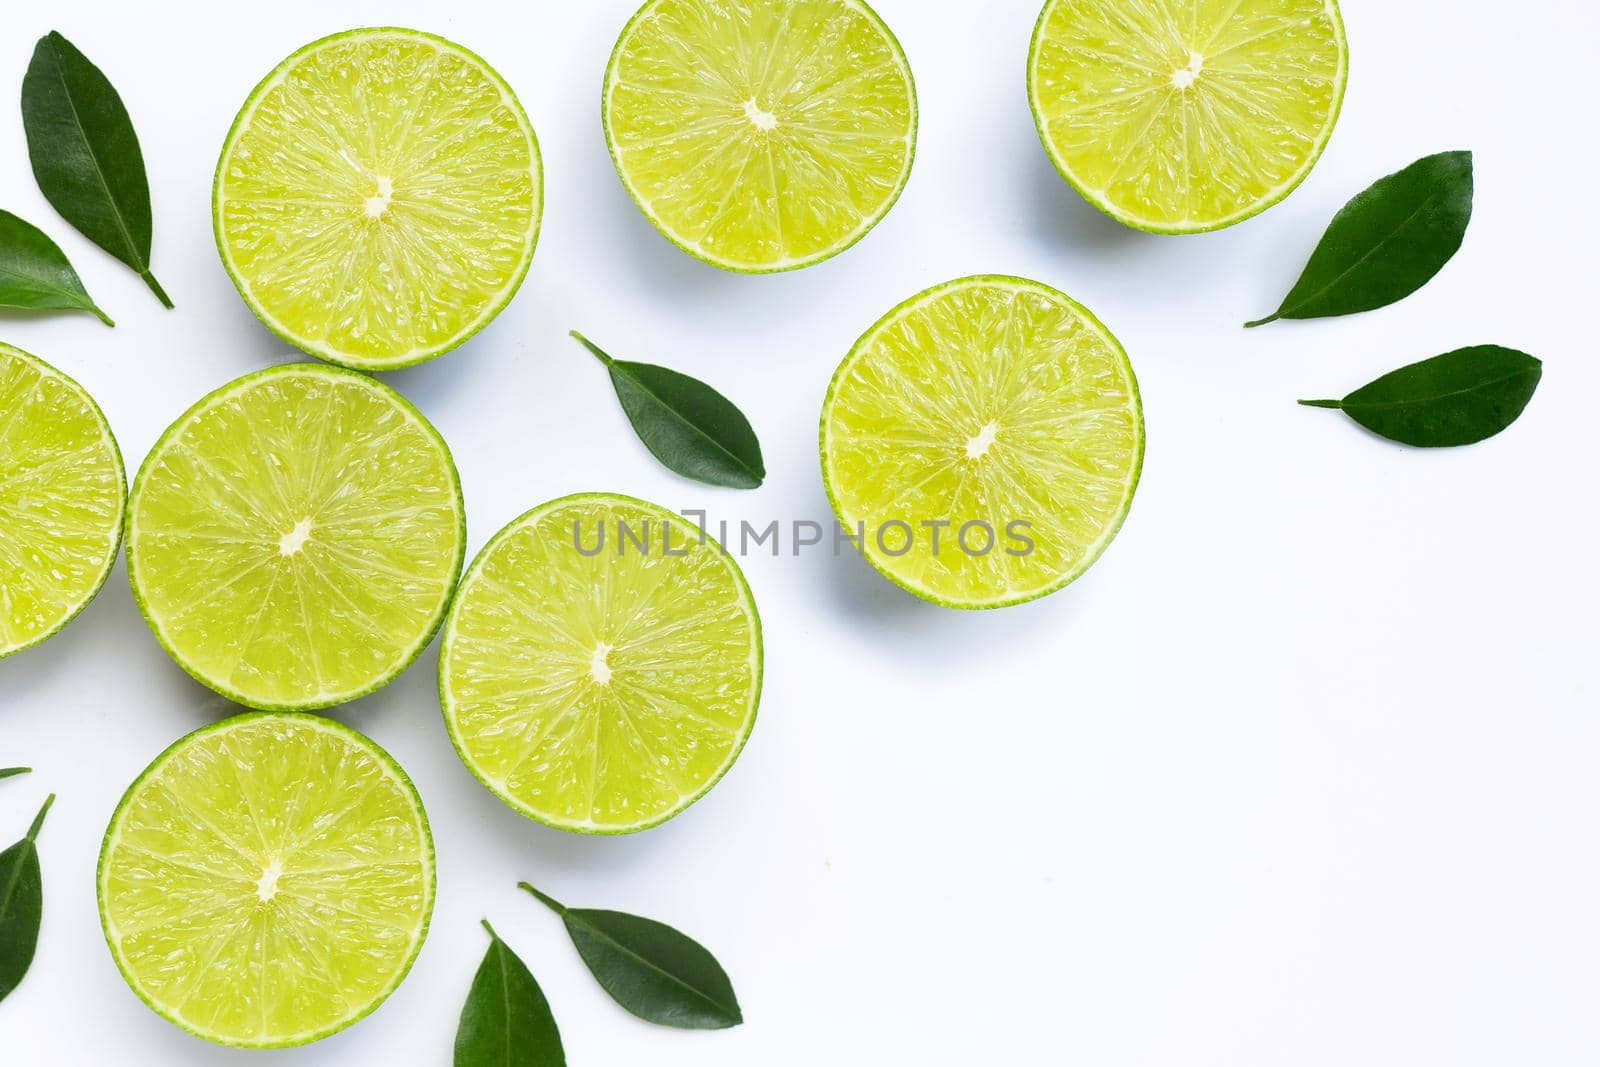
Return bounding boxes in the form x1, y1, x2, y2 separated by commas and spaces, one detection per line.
3, 1, 1598, 1063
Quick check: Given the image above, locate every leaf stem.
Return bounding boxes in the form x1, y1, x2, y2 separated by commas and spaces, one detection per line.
26, 793, 54, 840
481, 918, 500, 941
89, 304, 115, 327
0, 768, 30, 781
569, 330, 613, 367
1243, 313, 1280, 329
140, 270, 173, 309
1298, 399, 1344, 409
518, 881, 567, 915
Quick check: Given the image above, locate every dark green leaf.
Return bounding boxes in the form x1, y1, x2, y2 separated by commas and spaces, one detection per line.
22, 31, 171, 308
454, 920, 565, 1067
0, 210, 112, 325
1248, 151, 1473, 326
0, 769, 30, 782
0, 794, 53, 1004
571, 331, 764, 489
521, 882, 742, 1030
1301, 345, 1541, 447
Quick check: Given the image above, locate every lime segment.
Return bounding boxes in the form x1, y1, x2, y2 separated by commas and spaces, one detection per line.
1028, 0, 1347, 233
127, 364, 465, 710
98, 713, 434, 1048
821, 276, 1143, 609
440, 494, 761, 833
0, 344, 125, 658
604, 0, 916, 272
215, 28, 542, 369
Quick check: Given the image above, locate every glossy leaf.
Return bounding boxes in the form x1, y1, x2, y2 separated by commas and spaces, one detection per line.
454, 921, 565, 1067
22, 31, 171, 308
572, 331, 764, 489
0, 210, 112, 325
1248, 151, 1473, 326
0, 794, 53, 1004
0, 770, 29, 782
1301, 345, 1541, 447
521, 882, 742, 1030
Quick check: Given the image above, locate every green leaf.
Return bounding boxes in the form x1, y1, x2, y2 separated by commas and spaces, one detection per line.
0, 210, 113, 325
0, 769, 30, 782
571, 331, 764, 489
0, 794, 53, 1005
1248, 151, 1472, 326
521, 881, 742, 1030
22, 31, 171, 308
454, 920, 565, 1067
1300, 345, 1541, 447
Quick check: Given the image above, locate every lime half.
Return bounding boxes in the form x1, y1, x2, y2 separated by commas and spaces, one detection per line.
128, 364, 465, 710
821, 276, 1143, 609
1028, 0, 1347, 233
215, 28, 542, 369
98, 713, 434, 1048
0, 343, 125, 658
440, 494, 762, 833
604, 0, 916, 272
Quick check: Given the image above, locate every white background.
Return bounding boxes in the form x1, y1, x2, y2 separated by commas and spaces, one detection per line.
3, 1, 1598, 1063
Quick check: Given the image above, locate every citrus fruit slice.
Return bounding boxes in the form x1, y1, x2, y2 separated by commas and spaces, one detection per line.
0, 343, 125, 658
821, 276, 1143, 609
1027, 0, 1347, 233
603, 0, 916, 272
127, 364, 465, 710
439, 493, 762, 833
98, 713, 434, 1048
214, 28, 542, 369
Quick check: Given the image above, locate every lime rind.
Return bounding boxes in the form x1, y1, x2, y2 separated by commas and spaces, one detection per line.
1026, 0, 1348, 235
213, 27, 543, 370
601, 0, 917, 273
0, 343, 127, 659
97, 712, 435, 1049
820, 274, 1145, 610
439, 492, 763, 835
126, 363, 466, 711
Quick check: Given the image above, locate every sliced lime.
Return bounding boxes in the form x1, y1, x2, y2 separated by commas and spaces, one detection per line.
604, 0, 916, 272
440, 494, 762, 833
127, 364, 464, 710
0, 343, 125, 658
1028, 0, 1347, 233
821, 276, 1144, 609
214, 28, 542, 369
98, 713, 434, 1048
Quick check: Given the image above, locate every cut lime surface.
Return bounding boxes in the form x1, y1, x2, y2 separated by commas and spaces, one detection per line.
604, 0, 916, 272
127, 364, 464, 710
1028, 0, 1347, 233
0, 344, 125, 658
821, 276, 1143, 609
440, 494, 761, 833
214, 27, 542, 369
98, 713, 434, 1048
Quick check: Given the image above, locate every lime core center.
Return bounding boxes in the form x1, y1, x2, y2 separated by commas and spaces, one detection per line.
1171, 51, 1204, 90
742, 98, 778, 132
965, 422, 999, 459
363, 175, 395, 218
278, 518, 313, 557
589, 642, 614, 685
255, 858, 284, 903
